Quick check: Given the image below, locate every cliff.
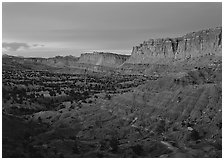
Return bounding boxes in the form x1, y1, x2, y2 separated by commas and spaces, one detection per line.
7, 55, 79, 67
125, 27, 222, 64
3, 27, 221, 73
77, 52, 130, 67
2, 52, 130, 72
37, 55, 79, 67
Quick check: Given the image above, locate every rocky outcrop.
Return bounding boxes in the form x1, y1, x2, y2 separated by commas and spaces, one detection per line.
125, 27, 222, 64
4, 52, 130, 69
3, 27, 221, 72
2, 55, 79, 68
24, 55, 79, 68
3, 52, 130, 73
77, 52, 130, 67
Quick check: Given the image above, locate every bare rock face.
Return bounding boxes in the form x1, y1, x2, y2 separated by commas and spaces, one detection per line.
40, 56, 79, 67
24, 56, 79, 67
2, 55, 80, 69
125, 27, 222, 64
77, 52, 130, 67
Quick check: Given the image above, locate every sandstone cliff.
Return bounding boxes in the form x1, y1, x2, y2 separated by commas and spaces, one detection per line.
3, 52, 130, 73
77, 52, 130, 67
125, 27, 222, 64
24, 55, 79, 67
3, 55, 79, 68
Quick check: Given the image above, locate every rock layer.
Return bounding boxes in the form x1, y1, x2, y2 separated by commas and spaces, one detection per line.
125, 27, 222, 64
77, 52, 130, 67
23, 56, 79, 67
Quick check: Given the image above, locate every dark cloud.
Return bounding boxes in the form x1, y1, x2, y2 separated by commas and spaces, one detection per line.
3, 42, 45, 52
2, 42, 30, 51
33, 44, 45, 47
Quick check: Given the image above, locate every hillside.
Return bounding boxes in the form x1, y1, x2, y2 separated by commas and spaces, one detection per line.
26, 61, 222, 158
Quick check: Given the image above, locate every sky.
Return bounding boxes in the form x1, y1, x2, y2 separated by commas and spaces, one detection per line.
2, 2, 222, 58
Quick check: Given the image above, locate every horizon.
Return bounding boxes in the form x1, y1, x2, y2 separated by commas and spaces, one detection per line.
3, 2, 222, 58
2, 50, 132, 58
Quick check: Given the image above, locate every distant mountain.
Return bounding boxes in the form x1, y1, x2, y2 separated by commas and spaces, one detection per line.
2, 54, 20, 58
2, 52, 131, 72
2, 55, 78, 68
2, 27, 222, 75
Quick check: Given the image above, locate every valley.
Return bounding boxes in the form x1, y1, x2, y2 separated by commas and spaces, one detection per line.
2, 27, 222, 158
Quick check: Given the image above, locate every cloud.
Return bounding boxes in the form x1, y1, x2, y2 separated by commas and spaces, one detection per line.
3, 42, 30, 51
33, 44, 45, 47
2, 42, 44, 52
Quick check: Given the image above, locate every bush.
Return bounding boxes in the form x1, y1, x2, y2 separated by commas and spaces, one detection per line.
131, 144, 144, 156
110, 136, 119, 152
155, 120, 166, 134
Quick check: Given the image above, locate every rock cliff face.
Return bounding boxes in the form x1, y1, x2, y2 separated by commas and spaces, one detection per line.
77, 52, 130, 67
3, 52, 130, 72
125, 27, 222, 64
24, 56, 79, 67
2, 55, 80, 71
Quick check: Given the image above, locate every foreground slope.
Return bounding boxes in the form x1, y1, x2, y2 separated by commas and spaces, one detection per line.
25, 59, 221, 158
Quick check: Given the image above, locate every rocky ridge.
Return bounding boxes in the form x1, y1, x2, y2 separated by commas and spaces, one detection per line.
125, 27, 222, 64
3, 52, 130, 70
3, 27, 222, 71
20, 55, 79, 68
77, 52, 130, 67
